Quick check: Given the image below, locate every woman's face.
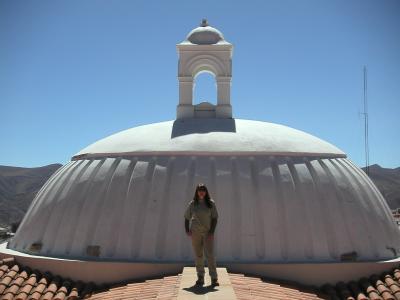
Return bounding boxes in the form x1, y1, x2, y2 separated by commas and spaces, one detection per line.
197, 189, 206, 199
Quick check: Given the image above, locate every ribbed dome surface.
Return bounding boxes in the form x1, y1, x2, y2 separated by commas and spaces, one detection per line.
9, 146, 400, 262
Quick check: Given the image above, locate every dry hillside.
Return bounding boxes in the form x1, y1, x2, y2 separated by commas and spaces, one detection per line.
0, 164, 62, 227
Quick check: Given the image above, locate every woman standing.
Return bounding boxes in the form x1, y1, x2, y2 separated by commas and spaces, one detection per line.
184, 183, 219, 286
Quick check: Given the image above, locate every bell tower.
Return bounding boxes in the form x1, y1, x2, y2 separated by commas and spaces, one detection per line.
176, 20, 233, 119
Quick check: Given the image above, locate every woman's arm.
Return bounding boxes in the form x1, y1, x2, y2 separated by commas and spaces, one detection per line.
209, 201, 218, 234
185, 218, 190, 233
209, 218, 217, 234
184, 201, 192, 235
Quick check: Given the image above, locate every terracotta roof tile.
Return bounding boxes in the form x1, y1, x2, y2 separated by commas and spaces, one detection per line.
229, 273, 328, 300
383, 274, 400, 300
3, 256, 400, 300
0, 259, 95, 300
53, 280, 72, 300
85, 274, 180, 299
316, 268, 400, 300
14, 272, 38, 300
0, 264, 20, 295
0, 266, 9, 280
2, 268, 30, 300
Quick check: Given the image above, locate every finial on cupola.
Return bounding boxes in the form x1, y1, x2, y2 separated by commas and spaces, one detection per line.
201, 19, 209, 27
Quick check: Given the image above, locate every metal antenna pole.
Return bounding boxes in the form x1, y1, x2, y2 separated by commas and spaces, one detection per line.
363, 66, 370, 176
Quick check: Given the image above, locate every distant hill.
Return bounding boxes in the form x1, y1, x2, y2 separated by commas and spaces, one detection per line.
0, 162, 398, 228
362, 164, 400, 210
0, 164, 62, 227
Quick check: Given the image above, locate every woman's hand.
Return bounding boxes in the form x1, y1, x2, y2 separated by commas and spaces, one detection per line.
207, 233, 214, 240
186, 230, 192, 237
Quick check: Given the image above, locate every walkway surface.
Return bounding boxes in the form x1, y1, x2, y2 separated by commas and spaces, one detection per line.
177, 267, 237, 300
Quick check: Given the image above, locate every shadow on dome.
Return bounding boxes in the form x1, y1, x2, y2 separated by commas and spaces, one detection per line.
171, 118, 236, 138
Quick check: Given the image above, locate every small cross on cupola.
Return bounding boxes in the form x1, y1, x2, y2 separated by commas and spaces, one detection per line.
176, 20, 233, 119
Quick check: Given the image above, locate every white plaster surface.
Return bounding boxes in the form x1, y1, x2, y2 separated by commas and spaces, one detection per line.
177, 23, 233, 119
73, 119, 346, 159
0, 242, 184, 285
9, 154, 400, 263
2, 243, 400, 286
225, 259, 400, 286
185, 25, 225, 45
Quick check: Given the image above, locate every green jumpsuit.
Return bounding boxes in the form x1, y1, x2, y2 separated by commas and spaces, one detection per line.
184, 199, 219, 280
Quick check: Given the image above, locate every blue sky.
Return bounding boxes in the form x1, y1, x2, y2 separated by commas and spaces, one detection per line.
0, 0, 399, 168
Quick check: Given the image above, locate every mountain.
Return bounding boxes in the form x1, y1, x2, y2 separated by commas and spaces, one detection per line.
0, 164, 62, 227
362, 164, 400, 210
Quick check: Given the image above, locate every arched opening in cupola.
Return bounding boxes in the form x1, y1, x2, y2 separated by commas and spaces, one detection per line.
193, 71, 217, 105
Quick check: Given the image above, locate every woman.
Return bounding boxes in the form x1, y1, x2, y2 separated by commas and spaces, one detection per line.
184, 183, 219, 286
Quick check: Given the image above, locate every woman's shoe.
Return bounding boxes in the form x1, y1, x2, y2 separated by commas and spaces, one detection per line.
195, 275, 204, 286
211, 278, 219, 286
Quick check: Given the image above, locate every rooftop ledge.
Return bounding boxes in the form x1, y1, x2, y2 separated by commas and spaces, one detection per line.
1, 242, 399, 286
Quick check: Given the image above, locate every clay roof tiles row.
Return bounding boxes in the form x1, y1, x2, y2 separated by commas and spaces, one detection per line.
318, 270, 400, 300
228, 269, 400, 300
0, 257, 91, 300
2, 256, 400, 300
0, 257, 180, 300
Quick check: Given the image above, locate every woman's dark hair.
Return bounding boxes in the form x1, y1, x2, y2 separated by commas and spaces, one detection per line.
193, 183, 212, 208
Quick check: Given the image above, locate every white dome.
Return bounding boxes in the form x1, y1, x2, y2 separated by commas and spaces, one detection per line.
186, 26, 224, 45
185, 20, 225, 45
73, 118, 345, 159
9, 118, 400, 264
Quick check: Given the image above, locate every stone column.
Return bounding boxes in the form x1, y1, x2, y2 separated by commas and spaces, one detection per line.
216, 76, 232, 118
177, 76, 194, 118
